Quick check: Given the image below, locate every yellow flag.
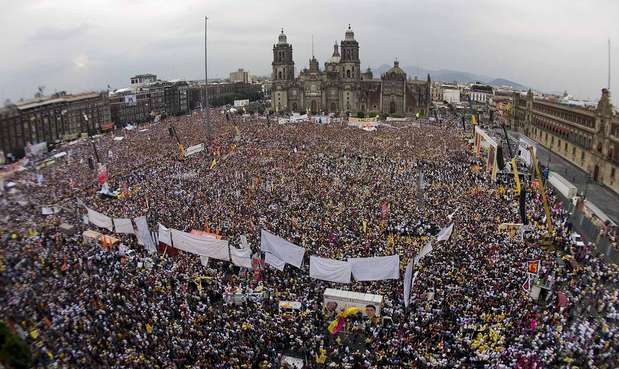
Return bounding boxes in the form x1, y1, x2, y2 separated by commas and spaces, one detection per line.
362, 220, 367, 234
210, 158, 217, 170
471, 115, 477, 125
146, 323, 153, 334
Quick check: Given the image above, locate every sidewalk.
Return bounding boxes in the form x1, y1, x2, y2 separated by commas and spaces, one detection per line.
499, 129, 619, 224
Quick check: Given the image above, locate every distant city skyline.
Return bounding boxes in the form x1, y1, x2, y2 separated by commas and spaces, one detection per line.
1, 0, 617, 105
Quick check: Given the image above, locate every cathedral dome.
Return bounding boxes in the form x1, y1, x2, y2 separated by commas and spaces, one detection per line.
344, 24, 355, 41
382, 60, 407, 81
387, 61, 405, 75
278, 28, 288, 44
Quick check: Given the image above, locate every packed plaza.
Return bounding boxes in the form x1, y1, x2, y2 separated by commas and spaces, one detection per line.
0, 109, 617, 369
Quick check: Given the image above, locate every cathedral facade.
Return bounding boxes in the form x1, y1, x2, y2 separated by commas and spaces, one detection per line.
271, 26, 431, 116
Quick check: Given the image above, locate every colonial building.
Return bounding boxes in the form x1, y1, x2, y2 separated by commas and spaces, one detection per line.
0, 91, 111, 160
511, 89, 618, 194
270, 26, 431, 116
109, 78, 191, 127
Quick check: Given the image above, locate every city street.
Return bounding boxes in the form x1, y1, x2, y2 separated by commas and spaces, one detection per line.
499, 128, 619, 224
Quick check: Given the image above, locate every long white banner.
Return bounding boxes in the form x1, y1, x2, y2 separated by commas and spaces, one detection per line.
158, 224, 172, 246
309, 256, 352, 284
230, 246, 252, 269
348, 255, 400, 281
414, 241, 433, 266
265, 252, 286, 271
403, 259, 414, 307
113, 218, 134, 234
185, 143, 205, 157
260, 229, 305, 269
87, 207, 114, 231
135, 216, 156, 254
170, 228, 230, 261
437, 223, 454, 242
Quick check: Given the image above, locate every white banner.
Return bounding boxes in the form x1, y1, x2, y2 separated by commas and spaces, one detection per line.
403, 259, 414, 307
87, 207, 113, 231
41, 206, 61, 215
414, 241, 433, 266
437, 223, 454, 242
348, 255, 400, 281
158, 224, 172, 246
240, 235, 249, 250
113, 218, 135, 234
260, 229, 305, 269
265, 252, 286, 271
200, 256, 209, 266
230, 247, 252, 269
309, 256, 352, 284
185, 143, 205, 157
170, 229, 230, 261
135, 216, 156, 254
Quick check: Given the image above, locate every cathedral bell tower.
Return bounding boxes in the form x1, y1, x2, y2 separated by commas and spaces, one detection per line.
340, 25, 360, 80
272, 29, 294, 81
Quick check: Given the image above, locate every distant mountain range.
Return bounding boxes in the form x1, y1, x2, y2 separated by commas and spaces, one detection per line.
371, 64, 527, 90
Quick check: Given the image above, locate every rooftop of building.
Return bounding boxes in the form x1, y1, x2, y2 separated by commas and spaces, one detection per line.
131, 74, 157, 79
12, 91, 103, 110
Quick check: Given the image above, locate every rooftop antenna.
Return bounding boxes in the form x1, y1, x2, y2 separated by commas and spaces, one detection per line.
312, 34, 314, 58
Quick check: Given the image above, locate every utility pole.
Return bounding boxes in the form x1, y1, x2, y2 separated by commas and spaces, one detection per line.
204, 16, 212, 142
609, 39, 611, 90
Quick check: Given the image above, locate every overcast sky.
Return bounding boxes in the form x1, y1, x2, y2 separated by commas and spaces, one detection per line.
1, 0, 617, 105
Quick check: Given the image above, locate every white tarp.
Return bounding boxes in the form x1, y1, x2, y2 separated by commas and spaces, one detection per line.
414, 242, 433, 266
309, 256, 352, 284
158, 224, 172, 246
113, 218, 135, 234
87, 207, 113, 231
437, 223, 454, 242
170, 228, 230, 261
348, 255, 400, 281
230, 247, 253, 269
403, 259, 414, 307
135, 216, 156, 254
265, 252, 286, 271
260, 229, 305, 269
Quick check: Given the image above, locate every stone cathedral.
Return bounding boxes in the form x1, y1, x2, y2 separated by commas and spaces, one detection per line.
271, 26, 431, 116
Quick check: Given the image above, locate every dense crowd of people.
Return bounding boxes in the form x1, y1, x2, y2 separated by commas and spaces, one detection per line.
0, 109, 617, 368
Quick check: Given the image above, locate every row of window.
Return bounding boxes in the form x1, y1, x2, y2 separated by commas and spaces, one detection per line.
532, 115, 592, 149
533, 102, 595, 129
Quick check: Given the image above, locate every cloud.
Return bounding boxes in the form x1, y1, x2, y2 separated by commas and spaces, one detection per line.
0, 0, 617, 105
29, 23, 91, 41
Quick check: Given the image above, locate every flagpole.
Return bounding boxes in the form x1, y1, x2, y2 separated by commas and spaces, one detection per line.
204, 16, 211, 143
